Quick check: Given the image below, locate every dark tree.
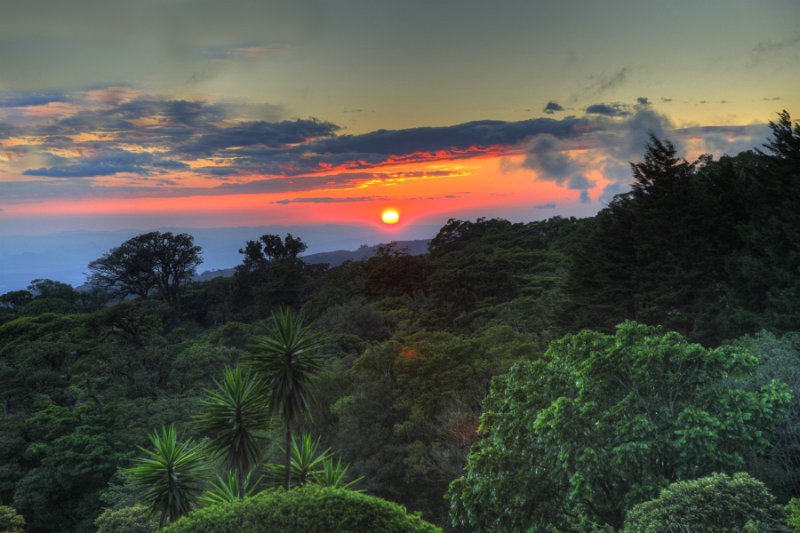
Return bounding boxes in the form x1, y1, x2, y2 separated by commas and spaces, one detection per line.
88, 232, 202, 314
234, 234, 313, 315
237, 233, 307, 275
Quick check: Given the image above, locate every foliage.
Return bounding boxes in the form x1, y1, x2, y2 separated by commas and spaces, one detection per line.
622, 472, 791, 532
161, 485, 442, 533
265, 432, 332, 487
567, 113, 800, 345
315, 456, 364, 491
447, 322, 792, 531
246, 308, 326, 489
128, 425, 209, 526
2, 114, 800, 532
0, 505, 25, 533
199, 469, 261, 506
195, 365, 270, 483
233, 233, 317, 316
94, 504, 158, 533
88, 231, 202, 313
736, 331, 800, 500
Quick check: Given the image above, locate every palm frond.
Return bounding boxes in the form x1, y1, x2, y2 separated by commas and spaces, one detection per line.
194, 365, 270, 477
128, 425, 209, 526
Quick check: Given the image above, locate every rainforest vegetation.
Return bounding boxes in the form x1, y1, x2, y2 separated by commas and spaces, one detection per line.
1, 111, 799, 531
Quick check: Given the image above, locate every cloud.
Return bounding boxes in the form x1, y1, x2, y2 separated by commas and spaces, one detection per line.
763, 96, 781, 101
534, 202, 556, 209
581, 67, 631, 97
636, 97, 650, 106
542, 101, 564, 114
0, 91, 69, 107
23, 150, 187, 178
586, 102, 630, 116
0, 88, 779, 206
661, 97, 673, 103
752, 34, 800, 55
272, 196, 386, 204
567, 174, 595, 190
522, 134, 579, 183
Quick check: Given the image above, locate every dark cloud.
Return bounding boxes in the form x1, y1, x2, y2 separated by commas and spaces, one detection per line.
0, 91, 68, 107
273, 196, 386, 204
661, 97, 673, 103
567, 174, 595, 190
579, 190, 590, 203
306, 117, 587, 157
0, 121, 17, 138
763, 96, 781, 101
534, 202, 556, 209
181, 119, 340, 156
23, 150, 186, 178
636, 97, 650, 106
522, 134, 578, 182
542, 101, 564, 114
586, 103, 630, 116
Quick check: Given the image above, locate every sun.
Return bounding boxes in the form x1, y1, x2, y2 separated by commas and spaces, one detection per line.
381, 209, 400, 225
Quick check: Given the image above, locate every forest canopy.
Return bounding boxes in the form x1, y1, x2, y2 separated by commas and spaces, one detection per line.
0, 111, 798, 532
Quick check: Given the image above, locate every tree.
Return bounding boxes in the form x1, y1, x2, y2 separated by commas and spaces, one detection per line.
237, 233, 307, 274
89, 232, 202, 314
0, 505, 25, 533
234, 234, 314, 316
194, 366, 270, 495
160, 486, 441, 533
447, 322, 792, 531
246, 309, 326, 490
622, 473, 791, 532
94, 504, 158, 533
128, 426, 208, 526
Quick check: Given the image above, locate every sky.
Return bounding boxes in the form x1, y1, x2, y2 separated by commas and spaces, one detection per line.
0, 0, 798, 285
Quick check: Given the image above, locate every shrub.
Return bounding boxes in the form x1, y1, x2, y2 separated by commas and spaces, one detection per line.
162, 485, 441, 533
622, 472, 791, 532
94, 504, 158, 533
0, 505, 25, 533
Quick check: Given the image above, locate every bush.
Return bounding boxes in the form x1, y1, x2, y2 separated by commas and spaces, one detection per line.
162, 485, 441, 533
622, 472, 791, 532
94, 504, 158, 533
0, 505, 25, 533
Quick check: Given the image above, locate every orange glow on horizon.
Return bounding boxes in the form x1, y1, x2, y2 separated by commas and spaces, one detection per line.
0, 152, 611, 230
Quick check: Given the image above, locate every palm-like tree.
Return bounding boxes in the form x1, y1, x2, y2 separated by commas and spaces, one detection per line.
246, 308, 326, 489
128, 425, 208, 526
195, 365, 270, 495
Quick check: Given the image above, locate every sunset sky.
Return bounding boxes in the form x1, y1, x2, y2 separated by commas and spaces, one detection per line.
1, 0, 798, 241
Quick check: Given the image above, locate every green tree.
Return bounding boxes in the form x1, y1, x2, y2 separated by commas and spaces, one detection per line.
622, 472, 791, 532
246, 308, 326, 489
94, 504, 158, 533
0, 505, 25, 533
194, 365, 270, 495
447, 322, 792, 531
128, 426, 208, 526
161, 485, 441, 533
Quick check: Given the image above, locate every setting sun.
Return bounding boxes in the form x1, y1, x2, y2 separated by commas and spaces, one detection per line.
381, 209, 400, 225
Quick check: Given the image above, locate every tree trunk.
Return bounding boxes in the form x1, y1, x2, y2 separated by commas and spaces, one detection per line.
284, 424, 292, 490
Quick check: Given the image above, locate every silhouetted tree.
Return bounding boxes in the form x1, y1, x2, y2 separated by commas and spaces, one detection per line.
89, 232, 202, 315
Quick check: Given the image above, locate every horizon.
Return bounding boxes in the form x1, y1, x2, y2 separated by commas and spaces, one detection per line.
1, 0, 798, 290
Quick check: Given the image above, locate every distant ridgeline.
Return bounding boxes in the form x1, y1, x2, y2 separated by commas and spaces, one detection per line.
0, 111, 799, 533
193, 239, 431, 282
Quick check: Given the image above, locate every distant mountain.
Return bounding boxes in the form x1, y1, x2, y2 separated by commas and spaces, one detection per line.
194, 239, 431, 281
